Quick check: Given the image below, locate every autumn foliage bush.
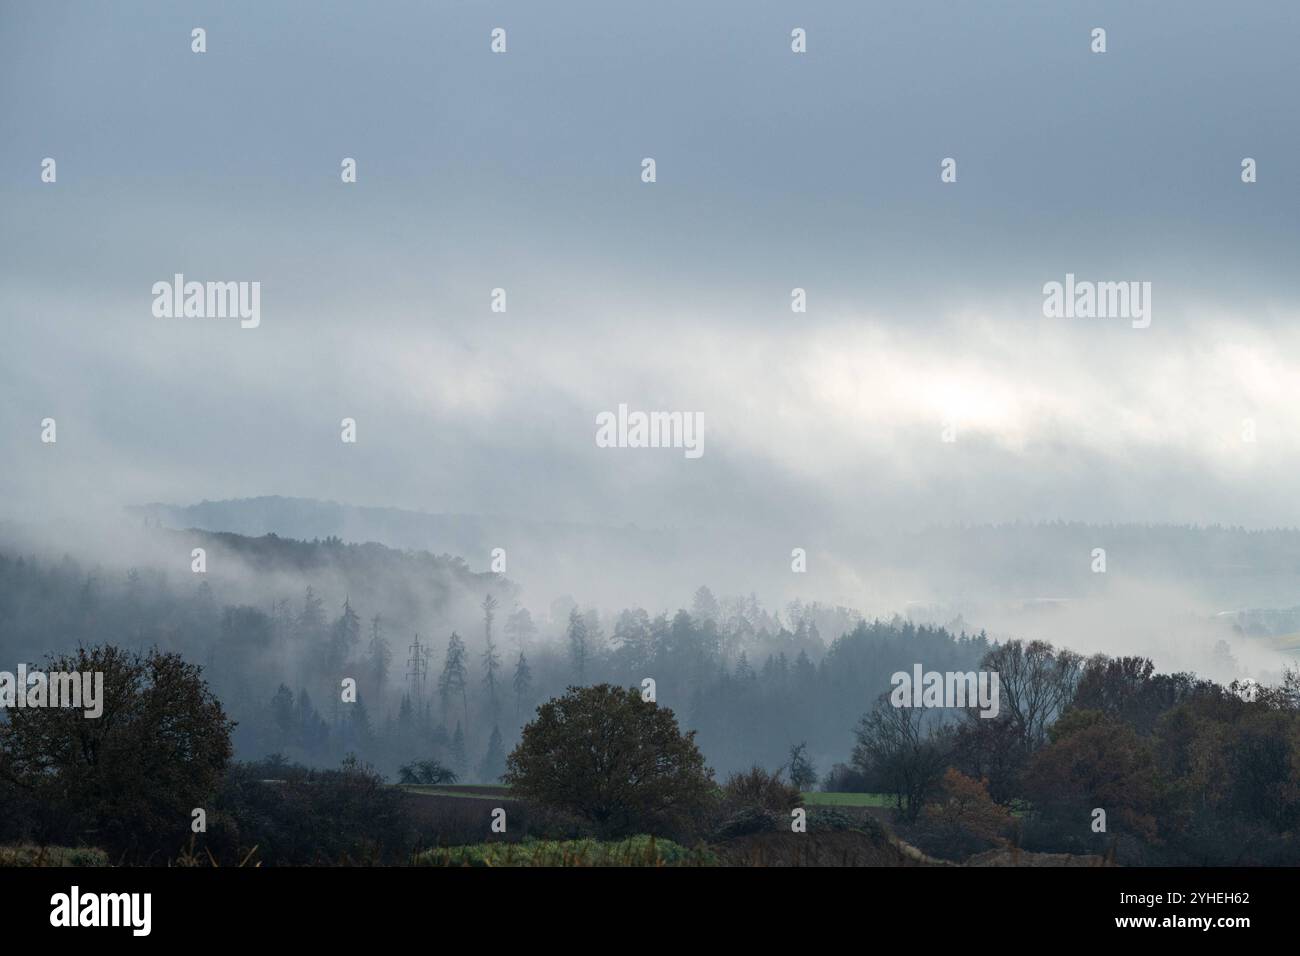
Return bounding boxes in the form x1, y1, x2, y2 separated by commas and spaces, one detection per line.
911, 769, 1015, 860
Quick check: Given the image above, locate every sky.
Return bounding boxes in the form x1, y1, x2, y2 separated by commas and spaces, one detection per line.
3, 0, 1300, 545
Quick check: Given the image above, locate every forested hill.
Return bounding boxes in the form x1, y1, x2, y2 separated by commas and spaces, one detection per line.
0, 524, 989, 778
0, 527, 511, 670
128, 498, 1300, 611
128, 496, 652, 557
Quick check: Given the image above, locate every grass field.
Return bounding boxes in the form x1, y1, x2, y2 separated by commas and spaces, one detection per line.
802, 792, 894, 807
399, 783, 512, 800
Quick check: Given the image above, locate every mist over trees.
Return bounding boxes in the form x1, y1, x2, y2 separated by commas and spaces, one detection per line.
3, 524, 1300, 865
126, 499, 1300, 613
0, 532, 990, 781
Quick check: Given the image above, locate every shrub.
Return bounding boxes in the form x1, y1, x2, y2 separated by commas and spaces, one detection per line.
713, 806, 782, 840
805, 807, 863, 833
910, 768, 1014, 861
706, 765, 804, 840
821, 762, 871, 794
203, 755, 415, 865
719, 765, 803, 815
398, 759, 458, 785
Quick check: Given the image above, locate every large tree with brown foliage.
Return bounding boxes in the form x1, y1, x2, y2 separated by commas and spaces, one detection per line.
504, 683, 713, 837
0, 644, 234, 860
1022, 708, 1165, 843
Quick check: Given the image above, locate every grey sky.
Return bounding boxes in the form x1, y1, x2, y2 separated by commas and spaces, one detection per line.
3, 0, 1299, 544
